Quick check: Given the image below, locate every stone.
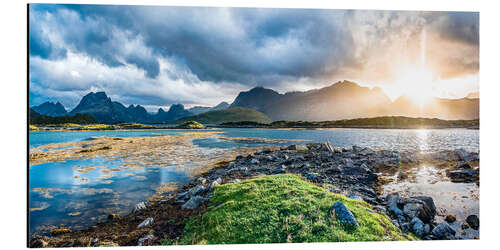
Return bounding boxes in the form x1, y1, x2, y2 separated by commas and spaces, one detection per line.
138, 235, 154, 246
457, 162, 471, 169
386, 193, 404, 217
373, 205, 387, 214
304, 173, 317, 181
402, 199, 434, 223
137, 217, 154, 228
190, 185, 205, 196
227, 178, 241, 184
198, 177, 207, 185
466, 215, 479, 230
348, 194, 364, 201
228, 162, 235, 168
448, 169, 479, 183
352, 145, 362, 152
287, 144, 297, 150
359, 147, 374, 156
181, 196, 207, 210
432, 221, 456, 239
412, 220, 425, 237
324, 141, 334, 152
107, 213, 120, 221
410, 196, 436, 217
445, 214, 457, 223
133, 202, 147, 213
250, 158, 260, 164
330, 201, 359, 227
30, 238, 48, 248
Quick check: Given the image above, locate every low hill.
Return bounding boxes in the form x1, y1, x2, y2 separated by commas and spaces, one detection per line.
171, 107, 271, 125
30, 108, 96, 125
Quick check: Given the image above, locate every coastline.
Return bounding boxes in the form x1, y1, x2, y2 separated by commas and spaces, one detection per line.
29, 135, 480, 246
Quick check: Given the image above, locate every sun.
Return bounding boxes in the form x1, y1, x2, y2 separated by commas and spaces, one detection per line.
394, 65, 435, 106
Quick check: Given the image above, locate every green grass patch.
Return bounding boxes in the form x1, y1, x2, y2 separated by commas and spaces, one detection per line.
178, 174, 415, 244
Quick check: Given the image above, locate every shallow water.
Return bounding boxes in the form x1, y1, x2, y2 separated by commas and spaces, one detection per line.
382, 166, 479, 238
29, 157, 190, 236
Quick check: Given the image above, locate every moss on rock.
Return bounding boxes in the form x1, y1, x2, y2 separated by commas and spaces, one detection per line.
179, 174, 415, 244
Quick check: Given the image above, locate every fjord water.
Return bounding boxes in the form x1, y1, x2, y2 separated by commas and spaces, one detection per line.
29, 128, 479, 152
28, 128, 479, 236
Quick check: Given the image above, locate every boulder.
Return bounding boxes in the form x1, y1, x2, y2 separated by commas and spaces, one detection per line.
250, 158, 260, 164
386, 193, 404, 217
457, 162, 471, 170
324, 141, 334, 152
448, 169, 479, 183
228, 162, 235, 168
402, 198, 434, 223
432, 221, 456, 239
138, 235, 155, 246
445, 214, 456, 223
137, 217, 154, 228
190, 185, 205, 196
410, 196, 436, 217
466, 215, 479, 230
412, 219, 425, 238
330, 201, 359, 227
133, 202, 147, 213
181, 196, 207, 210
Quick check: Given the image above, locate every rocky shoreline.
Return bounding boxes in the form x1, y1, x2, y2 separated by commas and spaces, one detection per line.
30, 142, 480, 247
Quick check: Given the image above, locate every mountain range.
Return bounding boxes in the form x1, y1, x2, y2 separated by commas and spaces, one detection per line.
230, 80, 479, 121
30, 80, 479, 124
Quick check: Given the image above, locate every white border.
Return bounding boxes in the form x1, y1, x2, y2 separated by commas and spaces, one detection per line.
1, 0, 499, 249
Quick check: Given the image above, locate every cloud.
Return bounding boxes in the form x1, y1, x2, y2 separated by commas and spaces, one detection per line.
29, 4, 479, 109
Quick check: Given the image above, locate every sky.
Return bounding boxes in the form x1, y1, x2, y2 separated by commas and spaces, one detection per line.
29, 4, 479, 112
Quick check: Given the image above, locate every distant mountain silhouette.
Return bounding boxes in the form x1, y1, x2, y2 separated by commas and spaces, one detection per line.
32, 81, 479, 124
230, 80, 479, 121
188, 101, 230, 115
31, 101, 67, 117
68, 92, 195, 123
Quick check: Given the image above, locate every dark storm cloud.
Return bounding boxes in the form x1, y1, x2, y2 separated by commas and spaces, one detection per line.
30, 5, 357, 85
434, 12, 479, 46
28, 4, 479, 109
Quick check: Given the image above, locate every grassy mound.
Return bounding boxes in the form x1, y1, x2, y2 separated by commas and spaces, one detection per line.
171, 107, 271, 125
178, 174, 415, 244
175, 121, 205, 129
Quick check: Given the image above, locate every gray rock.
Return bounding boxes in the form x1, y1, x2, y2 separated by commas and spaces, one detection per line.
181, 196, 207, 210
466, 214, 479, 230
190, 185, 205, 196
304, 173, 317, 181
413, 222, 425, 237
137, 235, 154, 246
227, 178, 241, 184
348, 194, 364, 201
432, 222, 456, 239
133, 202, 147, 213
228, 162, 235, 168
197, 177, 207, 185
137, 217, 154, 228
424, 224, 431, 235
386, 193, 404, 216
410, 196, 436, 217
373, 205, 387, 214
324, 141, 334, 152
330, 201, 359, 227
352, 145, 362, 152
250, 158, 260, 164
403, 199, 434, 223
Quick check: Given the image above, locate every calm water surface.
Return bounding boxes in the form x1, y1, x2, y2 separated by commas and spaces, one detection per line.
28, 128, 479, 236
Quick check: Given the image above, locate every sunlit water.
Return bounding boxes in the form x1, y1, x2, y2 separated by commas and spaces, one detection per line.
28, 128, 479, 236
